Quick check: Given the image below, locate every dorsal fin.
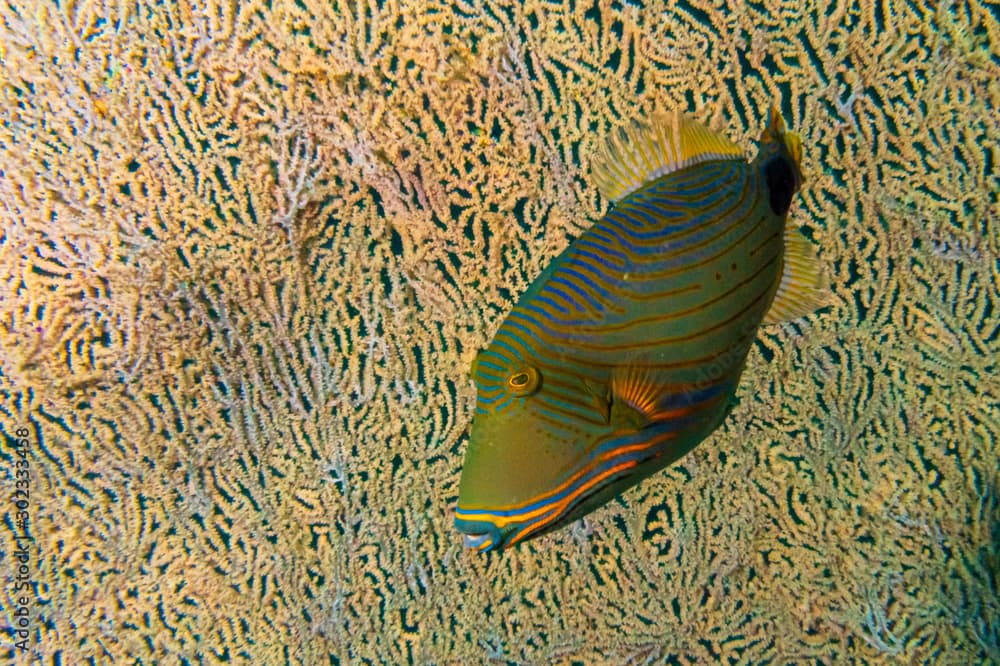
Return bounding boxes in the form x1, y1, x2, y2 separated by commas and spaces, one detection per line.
591, 112, 745, 202
764, 227, 828, 324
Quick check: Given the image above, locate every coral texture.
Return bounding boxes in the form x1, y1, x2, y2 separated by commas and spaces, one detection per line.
1, 0, 997, 662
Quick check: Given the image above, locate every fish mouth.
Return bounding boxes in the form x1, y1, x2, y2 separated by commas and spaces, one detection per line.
454, 513, 505, 552
461, 532, 494, 550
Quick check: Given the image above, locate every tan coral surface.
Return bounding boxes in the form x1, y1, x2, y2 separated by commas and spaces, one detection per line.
1, 0, 998, 662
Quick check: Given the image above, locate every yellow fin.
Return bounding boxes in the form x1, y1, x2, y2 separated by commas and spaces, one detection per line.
591, 112, 745, 202
764, 227, 828, 324
609, 364, 657, 430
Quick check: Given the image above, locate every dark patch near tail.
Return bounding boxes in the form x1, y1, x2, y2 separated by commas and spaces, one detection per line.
764, 156, 797, 216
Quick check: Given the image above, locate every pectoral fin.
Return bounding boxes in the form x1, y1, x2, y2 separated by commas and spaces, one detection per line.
584, 373, 653, 430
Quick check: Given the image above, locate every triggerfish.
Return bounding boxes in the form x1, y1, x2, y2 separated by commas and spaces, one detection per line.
455, 106, 826, 552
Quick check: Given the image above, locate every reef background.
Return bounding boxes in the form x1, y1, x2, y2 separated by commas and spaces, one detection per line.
1, 0, 998, 662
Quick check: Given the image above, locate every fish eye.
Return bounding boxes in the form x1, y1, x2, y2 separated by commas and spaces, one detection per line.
507, 366, 540, 396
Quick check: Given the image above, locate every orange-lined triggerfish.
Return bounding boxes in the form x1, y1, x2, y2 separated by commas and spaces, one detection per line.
455, 107, 826, 552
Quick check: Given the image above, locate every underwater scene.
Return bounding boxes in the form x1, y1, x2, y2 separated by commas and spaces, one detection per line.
0, 0, 997, 663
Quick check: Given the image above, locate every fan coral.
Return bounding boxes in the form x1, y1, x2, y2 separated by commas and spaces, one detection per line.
1, 0, 997, 662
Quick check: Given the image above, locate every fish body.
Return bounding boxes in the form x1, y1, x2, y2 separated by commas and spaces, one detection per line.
456, 108, 824, 552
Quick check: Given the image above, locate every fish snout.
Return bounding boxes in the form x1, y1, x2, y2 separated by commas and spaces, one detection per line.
454, 512, 505, 552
